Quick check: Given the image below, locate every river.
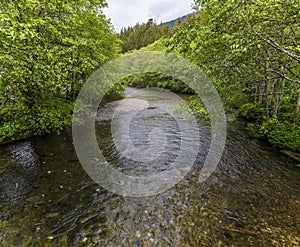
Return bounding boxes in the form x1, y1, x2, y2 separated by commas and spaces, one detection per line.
0, 87, 299, 246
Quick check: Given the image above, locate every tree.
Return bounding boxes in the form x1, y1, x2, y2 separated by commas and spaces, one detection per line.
168, 0, 300, 120
0, 0, 120, 143
118, 20, 172, 53
167, 0, 300, 151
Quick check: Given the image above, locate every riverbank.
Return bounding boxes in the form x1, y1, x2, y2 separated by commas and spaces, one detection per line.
2, 86, 300, 166
230, 120, 300, 165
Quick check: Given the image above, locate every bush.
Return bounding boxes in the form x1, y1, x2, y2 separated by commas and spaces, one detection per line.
0, 108, 31, 143
121, 72, 194, 94
32, 98, 73, 135
237, 103, 266, 123
264, 122, 300, 152
188, 96, 209, 120
0, 98, 73, 144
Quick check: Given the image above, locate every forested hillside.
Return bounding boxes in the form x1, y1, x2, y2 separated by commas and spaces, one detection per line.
118, 19, 172, 53
160, 14, 188, 29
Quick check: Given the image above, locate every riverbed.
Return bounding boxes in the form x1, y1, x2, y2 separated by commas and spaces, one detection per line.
0, 87, 299, 246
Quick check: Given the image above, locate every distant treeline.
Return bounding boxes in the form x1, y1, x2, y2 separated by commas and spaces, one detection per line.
117, 19, 174, 53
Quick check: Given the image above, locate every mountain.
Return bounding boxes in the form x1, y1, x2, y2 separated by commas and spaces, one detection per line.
160, 14, 189, 29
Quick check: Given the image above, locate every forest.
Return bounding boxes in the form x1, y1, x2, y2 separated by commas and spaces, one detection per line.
1, 0, 300, 153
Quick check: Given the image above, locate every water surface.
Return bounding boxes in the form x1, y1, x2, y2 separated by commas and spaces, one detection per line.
0, 88, 299, 246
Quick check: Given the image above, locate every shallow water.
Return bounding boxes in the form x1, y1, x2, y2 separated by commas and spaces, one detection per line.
0, 88, 299, 246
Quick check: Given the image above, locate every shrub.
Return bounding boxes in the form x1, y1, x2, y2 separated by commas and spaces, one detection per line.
237, 103, 266, 123
265, 122, 300, 152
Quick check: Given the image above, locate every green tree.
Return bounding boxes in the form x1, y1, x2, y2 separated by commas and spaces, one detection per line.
118, 20, 172, 53
0, 0, 120, 143
167, 0, 300, 151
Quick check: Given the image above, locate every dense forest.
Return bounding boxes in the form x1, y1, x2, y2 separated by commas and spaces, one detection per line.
1, 0, 300, 154
117, 19, 172, 53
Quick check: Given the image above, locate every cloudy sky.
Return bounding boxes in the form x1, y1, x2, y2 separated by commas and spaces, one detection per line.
103, 0, 193, 32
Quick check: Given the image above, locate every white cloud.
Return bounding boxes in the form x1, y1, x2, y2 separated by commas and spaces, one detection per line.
103, 0, 192, 32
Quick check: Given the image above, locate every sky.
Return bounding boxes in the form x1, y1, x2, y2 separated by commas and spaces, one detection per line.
103, 0, 193, 32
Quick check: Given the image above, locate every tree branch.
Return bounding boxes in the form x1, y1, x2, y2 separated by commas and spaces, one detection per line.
250, 26, 300, 63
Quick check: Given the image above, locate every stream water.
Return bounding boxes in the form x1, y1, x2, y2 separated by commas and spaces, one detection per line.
0, 88, 299, 246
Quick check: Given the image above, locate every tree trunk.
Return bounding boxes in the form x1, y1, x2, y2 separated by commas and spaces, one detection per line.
264, 51, 274, 119
258, 79, 265, 104
254, 84, 258, 103
295, 91, 300, 124
266, 78, 275, 120
272, 67, 286, 118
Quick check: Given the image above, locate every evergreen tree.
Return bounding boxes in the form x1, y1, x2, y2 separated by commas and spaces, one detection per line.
118, 20, 172, 53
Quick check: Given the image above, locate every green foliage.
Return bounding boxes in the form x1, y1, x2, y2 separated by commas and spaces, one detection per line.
260, 120, 300, 152
237, 103, 266, 123
0, 108, 31, 143
118, 20, 172, 53
0, 0, 120, 144
168, 0, 300, 119
121, 72, 194, 94
187, 96, 209, 120
32, 98, 74, 135
166, 0, 300, 151
0, 97, 73, 143
278, 97, 298, 122
139, 39, 169, 52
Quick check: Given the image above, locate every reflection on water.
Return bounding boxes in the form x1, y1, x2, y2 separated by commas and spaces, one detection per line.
8, 142, 39, 169
0, 142, 40, 203
0, 88, 299, 246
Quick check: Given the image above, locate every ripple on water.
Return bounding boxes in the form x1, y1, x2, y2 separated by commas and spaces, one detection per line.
0, 88, 299, 246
